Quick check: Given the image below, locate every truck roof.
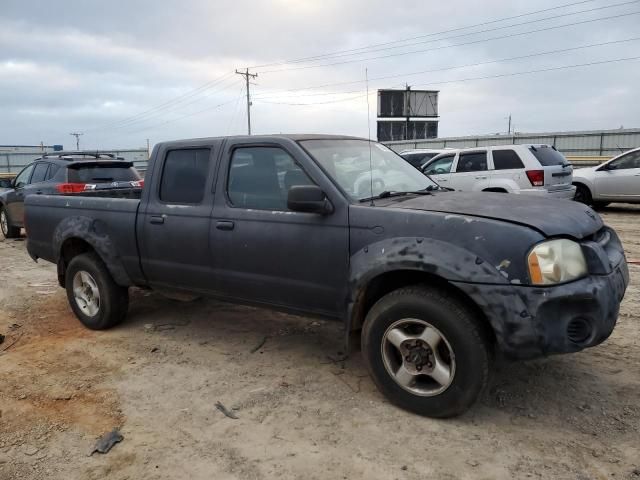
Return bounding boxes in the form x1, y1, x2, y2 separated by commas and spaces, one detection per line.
157, 134, 367, 148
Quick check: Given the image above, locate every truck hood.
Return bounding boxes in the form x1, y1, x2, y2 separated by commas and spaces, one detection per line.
386, 191, 603, 239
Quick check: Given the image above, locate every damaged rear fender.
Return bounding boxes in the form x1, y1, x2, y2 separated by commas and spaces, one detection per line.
53, 216, 132, 287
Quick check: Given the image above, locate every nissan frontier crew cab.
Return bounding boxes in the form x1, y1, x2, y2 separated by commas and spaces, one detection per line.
25, 135, 629, 418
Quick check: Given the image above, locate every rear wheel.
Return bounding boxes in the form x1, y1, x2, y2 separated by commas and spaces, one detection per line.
574, 184, 592, 205
361, 285, 490, 418
65, 253, 129, 330
0, 207, 21, 238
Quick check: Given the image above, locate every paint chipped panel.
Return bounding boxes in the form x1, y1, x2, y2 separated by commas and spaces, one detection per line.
52, 216, 133, 286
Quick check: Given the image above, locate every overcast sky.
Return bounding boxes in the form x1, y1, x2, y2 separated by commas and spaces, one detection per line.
1, 0, 639, 149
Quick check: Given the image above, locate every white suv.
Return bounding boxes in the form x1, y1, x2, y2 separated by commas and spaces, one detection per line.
422, 144, 575, 199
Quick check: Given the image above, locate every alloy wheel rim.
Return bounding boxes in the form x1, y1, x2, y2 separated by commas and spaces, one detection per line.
72, 271, 101, 317
381, 318, 456, 396
0, 211, 7, 236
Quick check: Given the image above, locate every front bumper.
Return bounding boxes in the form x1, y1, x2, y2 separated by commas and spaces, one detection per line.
518, 185, 576, 199
453, 257, 629, 360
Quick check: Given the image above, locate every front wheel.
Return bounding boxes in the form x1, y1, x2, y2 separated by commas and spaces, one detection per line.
574, 184, 592, 205
0, 207, 21, 239
361, 285, 490, 418
65, 253, 129, 330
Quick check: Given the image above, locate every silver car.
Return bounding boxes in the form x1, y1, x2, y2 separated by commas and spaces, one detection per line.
573, 147, 640, 207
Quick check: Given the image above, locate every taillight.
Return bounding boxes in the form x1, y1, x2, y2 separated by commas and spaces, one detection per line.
56, 183, 87, 194
131, 180, 144, 188
526, 170, 545, 187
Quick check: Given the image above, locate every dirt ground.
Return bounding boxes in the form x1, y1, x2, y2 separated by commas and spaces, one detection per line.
0, 206, 639, 480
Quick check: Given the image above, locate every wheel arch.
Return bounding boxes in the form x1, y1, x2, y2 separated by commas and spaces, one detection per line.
347, 269, 496, 346
53, 216, 133, 288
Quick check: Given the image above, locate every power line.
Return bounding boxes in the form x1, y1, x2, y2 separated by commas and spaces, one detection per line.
251, 36, 640, 100
247, 0, 598, 69
85, 71, 236, 132
254, 0, 638, 71
257, 9, 640, 73
253, 56, 640, 106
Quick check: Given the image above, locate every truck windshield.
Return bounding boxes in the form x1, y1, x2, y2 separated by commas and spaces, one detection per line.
300, 139, 437, 201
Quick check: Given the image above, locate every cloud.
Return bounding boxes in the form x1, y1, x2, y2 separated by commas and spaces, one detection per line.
0, 0, 639, 148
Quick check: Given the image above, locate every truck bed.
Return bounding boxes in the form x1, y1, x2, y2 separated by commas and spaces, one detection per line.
25, 194, 142, 283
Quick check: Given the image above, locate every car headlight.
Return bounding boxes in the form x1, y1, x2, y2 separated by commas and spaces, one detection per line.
527, 239, 587, 285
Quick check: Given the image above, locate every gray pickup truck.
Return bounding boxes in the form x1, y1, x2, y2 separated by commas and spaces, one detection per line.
25, 135, 629, 417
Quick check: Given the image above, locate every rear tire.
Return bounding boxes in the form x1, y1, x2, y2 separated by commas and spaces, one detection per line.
574, 184, 592, 205
0, 207, 21, 239
65, 253, 129, 330
361, 285, 490, 418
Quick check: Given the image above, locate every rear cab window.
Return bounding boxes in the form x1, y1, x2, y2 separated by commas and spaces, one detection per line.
159, 148, 210, 204
528, 146, 568, 166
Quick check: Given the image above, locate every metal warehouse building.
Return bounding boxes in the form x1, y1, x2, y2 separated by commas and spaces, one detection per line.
0, 145, 149, 174
384, 127, 640, 159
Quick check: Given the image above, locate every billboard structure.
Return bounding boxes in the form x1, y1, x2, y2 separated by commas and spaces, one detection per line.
376, 88, 439, 142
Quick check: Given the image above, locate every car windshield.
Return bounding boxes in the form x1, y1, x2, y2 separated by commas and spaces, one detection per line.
300, 139, 437, 201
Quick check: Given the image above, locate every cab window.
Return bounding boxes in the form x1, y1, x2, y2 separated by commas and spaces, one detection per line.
455, 152, 487, 173
423, 155, 454, 175
228, 146, 314, 211
159, 148, 210, 204
608, 151, 640, 170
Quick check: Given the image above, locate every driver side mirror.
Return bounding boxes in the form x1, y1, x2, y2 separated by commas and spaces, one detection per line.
598, 163, 614, 172
287, 185, 333, 215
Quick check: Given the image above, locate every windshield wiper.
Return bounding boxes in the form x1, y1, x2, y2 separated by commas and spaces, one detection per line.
359, 189, 433, 203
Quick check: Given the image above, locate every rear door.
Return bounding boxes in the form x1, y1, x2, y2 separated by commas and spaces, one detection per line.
422, 154, 454, 187
450, 151, 489, 191
489, 148, 526, 190
138, 143, 219, 291
594, 150, 640, 200
527, 145, 572, 192
22, 162, 53, 198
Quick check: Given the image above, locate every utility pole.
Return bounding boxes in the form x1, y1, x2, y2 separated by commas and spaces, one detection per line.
69, 132, 83, 150
235, 68, 258, 135
405, 83, 411, 141
146, 138, 150, 158
507, 114, 512, 135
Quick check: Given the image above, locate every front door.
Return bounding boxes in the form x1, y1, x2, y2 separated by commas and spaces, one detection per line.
138, 143, 219, 291
422, 154, 454, 188
5, 163, 35, 226
210, 139, 349, 317
595, 151, 640, 201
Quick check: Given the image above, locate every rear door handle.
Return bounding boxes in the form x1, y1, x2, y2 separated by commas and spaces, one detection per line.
216, 220, 235, 231
36, 191, 43, 195
475, 176, 487, 180
150, 215, 165, 224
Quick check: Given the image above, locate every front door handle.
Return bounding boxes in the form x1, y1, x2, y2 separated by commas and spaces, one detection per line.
36, 191, 43, 195
150, 215, 165, 224
216, 220, 235, 231
475, 176, 487, 180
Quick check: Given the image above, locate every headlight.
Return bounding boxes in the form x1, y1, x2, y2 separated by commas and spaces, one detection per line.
527, 239, 587, 285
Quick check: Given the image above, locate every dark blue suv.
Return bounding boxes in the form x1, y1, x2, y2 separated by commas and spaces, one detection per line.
0, 152, 142, 238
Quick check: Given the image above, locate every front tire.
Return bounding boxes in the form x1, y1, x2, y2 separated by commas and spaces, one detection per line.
65, 253, 129, 330
361, 285, 490, 418
574, 184, 592, 205
0, 207, 21, 238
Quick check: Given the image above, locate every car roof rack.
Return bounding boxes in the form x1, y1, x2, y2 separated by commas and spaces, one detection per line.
41, 151, 120, 160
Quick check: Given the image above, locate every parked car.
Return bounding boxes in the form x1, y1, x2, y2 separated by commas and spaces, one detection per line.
25, 135, 628, 418
0, 152, 142, 238
573, 147, 640, 207
399, 148, 451, 170
422, 144, 575, 198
